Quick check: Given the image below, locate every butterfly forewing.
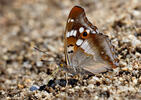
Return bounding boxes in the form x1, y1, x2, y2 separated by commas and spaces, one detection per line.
64, 6, 118, 74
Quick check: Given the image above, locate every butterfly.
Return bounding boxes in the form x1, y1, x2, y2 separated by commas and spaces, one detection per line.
63, 6, 118, 75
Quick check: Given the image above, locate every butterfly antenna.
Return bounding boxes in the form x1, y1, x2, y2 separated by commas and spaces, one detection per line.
34, 46, 65, 67
34, 46, 48, 55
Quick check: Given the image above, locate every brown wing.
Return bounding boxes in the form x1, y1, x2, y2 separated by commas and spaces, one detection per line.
64, 6, 98, 67
64, 6, 118, 74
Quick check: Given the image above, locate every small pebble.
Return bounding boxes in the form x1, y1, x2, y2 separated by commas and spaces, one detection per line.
92, 76, 100, 81
36, 61, 43, 67
30, 85, 39, 91
132, 77, 138, 84
87, 84, 94, 91
68, 88, 75, 93
132, 10, 140, 17
25, 79, 32, 83
18, 84, 24, 89
23, 61, 32, 68
74, 86, 80, 90
103, 87, 108, 91
94, 96, 99, 100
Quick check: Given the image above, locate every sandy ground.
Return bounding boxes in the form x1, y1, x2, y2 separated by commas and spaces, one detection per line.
0, 0, 141, 100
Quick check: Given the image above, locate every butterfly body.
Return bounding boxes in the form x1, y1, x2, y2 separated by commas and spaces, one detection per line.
64, 6, 118, 75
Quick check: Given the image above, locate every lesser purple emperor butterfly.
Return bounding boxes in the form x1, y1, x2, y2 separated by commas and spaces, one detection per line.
63, 6, 118, 75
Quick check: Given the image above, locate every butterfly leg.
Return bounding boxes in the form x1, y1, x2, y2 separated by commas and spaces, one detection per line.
65, 73, 68, 87
72, 66, 77, 73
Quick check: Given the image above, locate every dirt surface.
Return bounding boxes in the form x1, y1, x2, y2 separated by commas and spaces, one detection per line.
0, 0, 141, 100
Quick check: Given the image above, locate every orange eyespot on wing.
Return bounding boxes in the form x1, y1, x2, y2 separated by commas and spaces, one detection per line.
80, 31, 90, 39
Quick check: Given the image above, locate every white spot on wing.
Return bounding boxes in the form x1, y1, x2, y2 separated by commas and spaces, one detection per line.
79, 27, 84, 33
67, 30, 77, 37
96, 29, 99, 33
66, 32, 70, 37
76, 39, 83, 46
73, 30, 77, 37
92, 31, 96, 34
70, 30, 74, 36
86, 29, 90, 33
70, 19, 74, 22
68, 19, 74, 23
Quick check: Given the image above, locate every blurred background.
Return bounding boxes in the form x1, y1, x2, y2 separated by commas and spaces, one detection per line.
0, 0, 141, 99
